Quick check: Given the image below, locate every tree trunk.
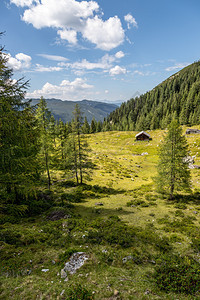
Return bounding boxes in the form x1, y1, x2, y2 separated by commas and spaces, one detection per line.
78, 131, 83, 185
73, 140, 79, 185
45, 151, 51, 190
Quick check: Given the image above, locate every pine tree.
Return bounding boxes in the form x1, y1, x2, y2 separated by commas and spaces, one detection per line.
156, 119, 191, 199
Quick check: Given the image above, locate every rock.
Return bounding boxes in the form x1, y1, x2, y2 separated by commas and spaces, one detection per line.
144, 289, 151, 295
95, 202, 104, 206
61, 269, 67, 279
41, 269, 49, 272
122, 255, 133, 263
193, 211, 198, 214
183, 156, 195, 169
102, 249, 108, 253
47, 209, 67, 221
141, 152, 148, 156
63, 252, 89, 275
194, 165, 200, 169
114, 289, 119, 296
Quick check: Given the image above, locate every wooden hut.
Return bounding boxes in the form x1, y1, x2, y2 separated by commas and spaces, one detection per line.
135, 131, 150, 141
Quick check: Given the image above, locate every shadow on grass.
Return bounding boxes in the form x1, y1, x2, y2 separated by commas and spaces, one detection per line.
171, 192, 200, 205
74, 203, 133, 220
58, 182, 126, 203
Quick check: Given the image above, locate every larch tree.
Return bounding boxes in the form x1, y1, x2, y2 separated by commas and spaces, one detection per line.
0, 37, 39, 207
35, 97, 53, 190
156, 118, 191, 199
69, 104, 92, 185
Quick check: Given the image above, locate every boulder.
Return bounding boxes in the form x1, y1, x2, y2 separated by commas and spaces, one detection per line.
63, 252, 89, 275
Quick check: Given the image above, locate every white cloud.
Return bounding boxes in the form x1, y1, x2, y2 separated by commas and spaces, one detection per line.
133, 70, 145, 76
38, 54, 68, 61
165, 63, 189, 72
115, 51, 125, 59
22, 0, 99, 29
10, 0, 37, 7
16, 0, 125, 50
35, 64, 63, 72
109, 65, 126, 76
105, 89, 109, 94
57, 29, 78, 44
7, 52, 32, 71
82, 16, 124, 50
124, 14, 138, 29
59, 53, 118, 73
27, 77, 94, 100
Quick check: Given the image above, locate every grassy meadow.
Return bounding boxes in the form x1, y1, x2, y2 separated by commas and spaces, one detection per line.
0, 127, 200, 299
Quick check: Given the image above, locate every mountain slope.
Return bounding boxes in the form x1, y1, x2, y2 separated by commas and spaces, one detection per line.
107, 61, 200, 130
26, 98, 118, 123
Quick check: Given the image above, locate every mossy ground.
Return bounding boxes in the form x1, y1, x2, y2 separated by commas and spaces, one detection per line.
0, 128, 200, 299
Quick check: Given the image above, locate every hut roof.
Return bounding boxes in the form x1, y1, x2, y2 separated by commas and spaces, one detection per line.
135, 131, 150, 138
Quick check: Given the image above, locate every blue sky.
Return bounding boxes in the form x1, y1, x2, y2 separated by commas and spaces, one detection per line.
1, 0, 200, 102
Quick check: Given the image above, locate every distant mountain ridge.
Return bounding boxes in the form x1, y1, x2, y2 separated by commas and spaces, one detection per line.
25, 98, 118, 123
107, 61, 200, 131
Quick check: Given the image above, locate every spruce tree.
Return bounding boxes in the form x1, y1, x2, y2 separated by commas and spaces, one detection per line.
82, 116, 90, 134
156, 119, 191, 199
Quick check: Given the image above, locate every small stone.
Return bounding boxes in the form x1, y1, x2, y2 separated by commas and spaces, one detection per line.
52, 260, 56, 265
95, 202, 104, 206
102, 249, 108, 253
64, 277, 68, 282
61, 269, 67, 279
41, 269, 49, 272
114, 289, 119, 296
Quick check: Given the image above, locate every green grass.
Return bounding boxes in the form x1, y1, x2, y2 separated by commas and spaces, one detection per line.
0, 128, 200, 299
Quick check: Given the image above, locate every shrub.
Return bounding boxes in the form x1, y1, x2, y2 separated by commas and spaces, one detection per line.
59, 248, 80, 263
86, 216, 135, 248
67, 284, 94, 300
174, 203, 187, 210
154, 255, 200, 294
126, 199, 146, 207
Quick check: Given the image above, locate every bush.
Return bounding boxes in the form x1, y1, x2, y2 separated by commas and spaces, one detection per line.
67, 284, 94, 300
59, 248, 80, 263
154, 255, 200, 294
86, 216, 135, 248
174, 203, 187, 210
126, 199, 146, 207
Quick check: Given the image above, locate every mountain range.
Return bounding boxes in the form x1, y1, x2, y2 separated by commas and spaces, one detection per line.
26, 98, 118, 123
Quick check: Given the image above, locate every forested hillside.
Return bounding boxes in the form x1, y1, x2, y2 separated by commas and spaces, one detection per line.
107, 61, 200, 130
